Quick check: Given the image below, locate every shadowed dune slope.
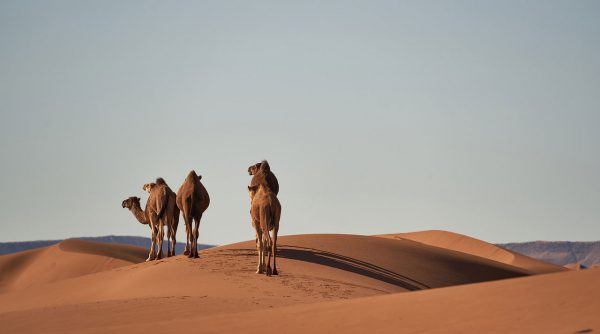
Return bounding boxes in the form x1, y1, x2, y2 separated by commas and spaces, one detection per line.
378, 230, 565, 274
0, 239, 147, 292
219, 234, 533, 290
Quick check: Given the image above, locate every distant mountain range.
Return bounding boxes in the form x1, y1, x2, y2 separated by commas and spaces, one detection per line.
498, 241, 600, 268
0, 235, 214, 256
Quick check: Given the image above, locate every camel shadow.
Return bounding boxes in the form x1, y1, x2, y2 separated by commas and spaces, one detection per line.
228, 245, 429, 291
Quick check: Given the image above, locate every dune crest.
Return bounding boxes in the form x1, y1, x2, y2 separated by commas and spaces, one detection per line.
377, 230, 565, 274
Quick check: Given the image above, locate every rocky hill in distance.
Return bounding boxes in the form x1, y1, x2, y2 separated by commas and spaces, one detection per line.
499, 241, 600, 268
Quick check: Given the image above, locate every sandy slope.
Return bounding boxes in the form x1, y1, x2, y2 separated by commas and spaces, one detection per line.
0, 233, 588, 333
378, 230, 566, 274
157, 267, 599, 334
0, 239, 146, 292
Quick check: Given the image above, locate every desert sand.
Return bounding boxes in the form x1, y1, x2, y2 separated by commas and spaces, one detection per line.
0, 232, 596, 333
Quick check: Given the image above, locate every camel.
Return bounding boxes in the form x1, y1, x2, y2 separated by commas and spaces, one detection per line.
176, 170, 210, 258
248, 161, 281, 276
121, 178, 177, 260
248, 160, 279, 196
143, 180, 180, 257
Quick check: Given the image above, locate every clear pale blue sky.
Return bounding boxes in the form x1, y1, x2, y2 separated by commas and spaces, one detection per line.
1, 1, 599, 244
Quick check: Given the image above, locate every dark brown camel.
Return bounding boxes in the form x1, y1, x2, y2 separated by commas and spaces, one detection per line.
176, 170, 210, 258
248, 161, 281, 276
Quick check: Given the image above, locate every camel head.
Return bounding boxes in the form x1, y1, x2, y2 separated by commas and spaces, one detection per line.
122, 196, 141, 209
248, 160, 270, 175
249, 167, 271, 190
248, 163, 261, 175
143, 183, 156, 193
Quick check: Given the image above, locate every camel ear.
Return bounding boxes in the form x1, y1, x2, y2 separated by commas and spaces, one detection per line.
198, 175, 202, 180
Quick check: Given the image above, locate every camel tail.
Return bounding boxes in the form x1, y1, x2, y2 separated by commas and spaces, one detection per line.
263, 208, 273, 246
188, 186, 196, 220
156, 204, 165, 219
266, 205, 276, 232
156, 188, 168, 219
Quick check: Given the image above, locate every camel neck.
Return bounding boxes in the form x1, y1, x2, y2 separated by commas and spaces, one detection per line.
130, 205, 148, 225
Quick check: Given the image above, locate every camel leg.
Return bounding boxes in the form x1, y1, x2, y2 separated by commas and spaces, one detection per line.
171, 210, 179, 257
258, 232, 265, 274
166, 225, 172, 257
182, 212, 193, 258
156, 222, 165, 259
272, 227, 278, 275
254, 228, 263, 274
147, 225, 157, 261
192, 213, 202, 258
264, 232, 272, 276
183, 222, 190, 256
260, 208, 272, 276
170, 224, 177, 257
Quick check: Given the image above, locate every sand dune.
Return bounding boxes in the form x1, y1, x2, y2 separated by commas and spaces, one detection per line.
378, 230, 565, 274
167, 267, 600, 334
0, 233, 590, 333
0, 239, 146, 292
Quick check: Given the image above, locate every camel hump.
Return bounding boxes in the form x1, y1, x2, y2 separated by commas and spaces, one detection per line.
186, 170, 203, 182
155, 177, 166, 186
260, 160, 271, 172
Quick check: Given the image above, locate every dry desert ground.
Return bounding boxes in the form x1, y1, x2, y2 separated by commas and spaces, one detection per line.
0, 231, 598, 333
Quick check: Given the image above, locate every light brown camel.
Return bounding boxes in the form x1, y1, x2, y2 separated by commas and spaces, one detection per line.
121, 195, 162, 261
121, 178, 174, 261
143, 180, 180, 257
248, 160, 279, 196
176, 170, 210, 258
248, 161, 281, 276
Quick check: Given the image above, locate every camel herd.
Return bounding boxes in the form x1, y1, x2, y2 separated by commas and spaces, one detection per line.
121, 160, 281, 276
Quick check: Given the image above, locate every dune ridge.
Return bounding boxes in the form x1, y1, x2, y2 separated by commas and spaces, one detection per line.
378, 230, 565, 274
